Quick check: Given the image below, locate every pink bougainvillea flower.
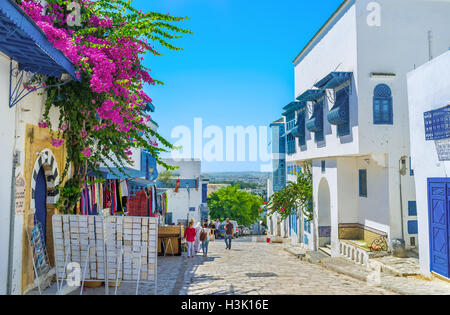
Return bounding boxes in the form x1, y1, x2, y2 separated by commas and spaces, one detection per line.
60, 125, 68, 131
82, 147, 92, 158
50, 139, 65, 147
38, 122, 48, 129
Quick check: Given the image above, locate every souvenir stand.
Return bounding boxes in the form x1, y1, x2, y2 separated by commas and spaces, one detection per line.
52, 168, 165, 295
52, 215, 158, 295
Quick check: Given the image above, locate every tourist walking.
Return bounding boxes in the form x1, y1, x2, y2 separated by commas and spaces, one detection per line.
209, 221, 216, 241
184, 221, 197, 258
200, 223, 211, 257
224, 218, 234, 250
194, 222, 202, 253
215, 219, 221, 239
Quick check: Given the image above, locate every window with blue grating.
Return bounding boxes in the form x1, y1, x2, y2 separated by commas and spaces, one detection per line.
373, 84, 393, 125
359, 169, 368, 197
287, 134, 296, 155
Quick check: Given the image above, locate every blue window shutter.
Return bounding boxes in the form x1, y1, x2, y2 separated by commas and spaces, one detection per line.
321, 160, 326, 173
297, 110, 306, 146
359, 170, 367, 197
408, 201, 417, 216
408, 220, 418, 234
409, 157, 414, 176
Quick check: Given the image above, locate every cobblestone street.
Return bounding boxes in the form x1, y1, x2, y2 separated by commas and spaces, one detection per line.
175, 237, 395, 295
39, 236, 450, 295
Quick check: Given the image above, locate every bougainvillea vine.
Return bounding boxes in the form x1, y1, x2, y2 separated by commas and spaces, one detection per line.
16, 0, 192, 213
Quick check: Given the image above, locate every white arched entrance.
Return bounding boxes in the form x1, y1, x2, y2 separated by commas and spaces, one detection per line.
318, 178, 331, 248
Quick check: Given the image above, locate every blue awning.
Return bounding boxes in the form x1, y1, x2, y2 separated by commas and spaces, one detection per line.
296, 89, 325, 102
89, 167, 145, 180
314, 72, 352, 89
0, 0, 77, 79
129, 177, 154, 188
144, 102, 155, 113
282, 101, 306, 116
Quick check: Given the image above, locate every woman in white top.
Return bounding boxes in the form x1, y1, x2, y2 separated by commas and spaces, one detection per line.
200, 223, 211, 258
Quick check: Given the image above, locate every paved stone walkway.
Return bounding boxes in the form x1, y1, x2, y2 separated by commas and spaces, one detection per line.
177, 237, 395, 295
33, 236, 450, 295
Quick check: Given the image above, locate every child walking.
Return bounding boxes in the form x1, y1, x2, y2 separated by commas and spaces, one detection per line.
184, 221, 197, 258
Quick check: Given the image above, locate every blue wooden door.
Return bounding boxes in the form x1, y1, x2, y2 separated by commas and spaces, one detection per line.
35, 167, 47, 247
428, 180, 450, 278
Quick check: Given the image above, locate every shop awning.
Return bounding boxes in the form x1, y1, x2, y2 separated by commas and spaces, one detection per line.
0, 0, 77, 79
129, 177, 154, 188
296, 89, 325, 102
89, 167, 145, 180
314, 72, 352, 89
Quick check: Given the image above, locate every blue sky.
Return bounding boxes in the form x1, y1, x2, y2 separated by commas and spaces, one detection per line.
134, 0, 343, 173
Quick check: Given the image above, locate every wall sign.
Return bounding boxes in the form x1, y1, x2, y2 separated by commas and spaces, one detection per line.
424, 106, 450, 141
15, 175, 26, 216
435, 139, 450, 161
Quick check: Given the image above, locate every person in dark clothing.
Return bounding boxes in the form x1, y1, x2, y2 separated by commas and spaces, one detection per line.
224, 218, 234, 250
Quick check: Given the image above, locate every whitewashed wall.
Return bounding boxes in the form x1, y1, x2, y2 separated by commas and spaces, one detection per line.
354, 0, 450, 241
0, 52, 16, 295
157, 159, 203, 225
292, 3, 359, 161
312, 159, 339, 255
158, 158, 201, 179
164, 188, 203, 225
407, 50, 450, 277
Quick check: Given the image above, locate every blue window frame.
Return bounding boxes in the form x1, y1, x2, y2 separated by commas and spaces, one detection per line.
359, 169, 368, 197
409, 157, 414, 176
373, 84, 393, 125
286, 112, 296, 131
287, 134, 296, 155
328, 86, 350, 136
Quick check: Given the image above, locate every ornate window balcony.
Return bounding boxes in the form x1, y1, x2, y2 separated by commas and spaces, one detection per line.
306, 100, 324, 142
327, 86, 350, 136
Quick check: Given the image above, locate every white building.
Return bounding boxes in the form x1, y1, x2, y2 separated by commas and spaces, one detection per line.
407, 50, 450, 280
273, 0, 450, 261
157, 158, 209, 226
0, 0, 78, 294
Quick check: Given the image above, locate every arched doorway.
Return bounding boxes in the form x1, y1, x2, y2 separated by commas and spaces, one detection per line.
318, 178, 331, 248
34, 167, 47, 247
30, 149, 61, 265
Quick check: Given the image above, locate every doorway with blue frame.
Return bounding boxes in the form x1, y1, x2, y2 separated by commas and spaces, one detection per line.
427, 178, 450, 279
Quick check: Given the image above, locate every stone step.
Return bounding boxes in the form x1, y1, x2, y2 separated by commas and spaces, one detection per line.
319, 246, 332, 257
